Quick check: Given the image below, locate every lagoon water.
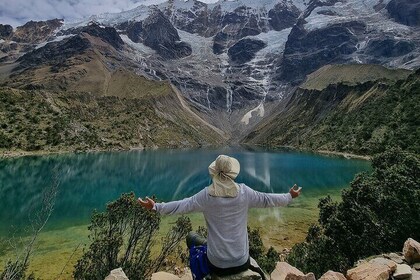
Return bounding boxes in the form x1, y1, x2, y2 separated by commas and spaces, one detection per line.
0, 147, 371, 278
0, 147, 370, 235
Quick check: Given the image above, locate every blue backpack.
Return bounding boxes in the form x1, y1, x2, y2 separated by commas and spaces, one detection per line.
189, 245, 210, 280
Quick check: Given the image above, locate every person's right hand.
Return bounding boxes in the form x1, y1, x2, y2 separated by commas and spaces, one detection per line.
138, 197, 155, 210
289, 184, 302, 198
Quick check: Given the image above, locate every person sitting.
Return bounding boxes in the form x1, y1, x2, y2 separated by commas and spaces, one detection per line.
138, 154, 302, 278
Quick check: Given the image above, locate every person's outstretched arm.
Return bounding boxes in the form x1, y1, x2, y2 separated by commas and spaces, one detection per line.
246, 184, 302, 208
138, 188, 207, 215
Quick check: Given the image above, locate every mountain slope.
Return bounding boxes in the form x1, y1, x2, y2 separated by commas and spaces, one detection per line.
0, 72, 226, 153
243, 66, 419, 155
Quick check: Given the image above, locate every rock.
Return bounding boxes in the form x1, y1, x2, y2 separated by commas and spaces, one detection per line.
365, 38, 415, 58
227, 38, 266, 64
142, 9, 192, 59
105, 268, 129, 280
387, 0, 420, 26
16, 35, 91, 70
346, 262, 390, 280
412, 269, 420, 280
270, 262, 315, 280
151, 272, 181, 280
79, 23, 124, 50
279, 20, 366, 84
268, 3, 300, 31
369, 257, 398, 272
413, 263, 420, 270
385, 252, 405, 264
211, 270, 261, 280
11, 19, 63, 44
318, 270, 346, 280
393, 264, 412, 279
212, 258, 267, 280
285, 273, 316, 280
0, 24, 13, 39
403, 238, 420, 264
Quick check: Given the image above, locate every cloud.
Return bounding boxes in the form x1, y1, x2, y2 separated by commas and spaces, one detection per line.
0, 0, 220, 27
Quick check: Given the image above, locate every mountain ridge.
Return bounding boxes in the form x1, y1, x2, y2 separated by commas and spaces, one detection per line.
0, 0, 419, 153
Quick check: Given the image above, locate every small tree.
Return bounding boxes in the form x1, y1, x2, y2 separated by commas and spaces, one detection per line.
1, 175, 59, 280
248, 228, 280, 274
287, 148, 420, 277
73, 193, 192, 280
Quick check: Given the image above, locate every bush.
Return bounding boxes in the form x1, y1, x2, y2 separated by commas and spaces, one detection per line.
248, 228, 280, 274
287, 148, 420, 277
73, 193, 192, 280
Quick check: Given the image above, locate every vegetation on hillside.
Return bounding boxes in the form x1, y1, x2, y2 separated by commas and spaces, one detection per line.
287, 148, 420, 277
245, 69, 420, 155
302, 64, 411, 91
0, 86, 222, 153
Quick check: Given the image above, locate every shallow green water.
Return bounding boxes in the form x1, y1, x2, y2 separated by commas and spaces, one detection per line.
0, 147, 371, 278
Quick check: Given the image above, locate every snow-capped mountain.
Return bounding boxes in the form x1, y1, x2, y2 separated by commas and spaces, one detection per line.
0, 0, 419, 134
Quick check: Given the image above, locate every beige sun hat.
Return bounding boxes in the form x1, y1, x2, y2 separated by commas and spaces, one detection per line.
208, 155, 240, 197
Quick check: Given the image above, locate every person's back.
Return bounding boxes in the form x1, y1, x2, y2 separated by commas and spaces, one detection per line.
138, 155, 301, 276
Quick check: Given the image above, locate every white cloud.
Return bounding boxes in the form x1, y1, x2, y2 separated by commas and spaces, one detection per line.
0, 0, 220, 27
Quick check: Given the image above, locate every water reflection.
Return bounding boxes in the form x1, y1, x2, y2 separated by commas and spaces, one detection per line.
0, 148, 371, 235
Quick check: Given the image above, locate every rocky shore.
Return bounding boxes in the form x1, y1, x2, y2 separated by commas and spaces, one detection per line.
104, 238, 420, 280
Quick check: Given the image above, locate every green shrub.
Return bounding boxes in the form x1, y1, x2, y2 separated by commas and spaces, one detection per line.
73, 193, 191, 280
287, 148, 420, 277
248, 228, 280, 274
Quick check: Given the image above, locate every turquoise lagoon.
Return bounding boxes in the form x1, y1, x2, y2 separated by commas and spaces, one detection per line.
0, 147, 371, 278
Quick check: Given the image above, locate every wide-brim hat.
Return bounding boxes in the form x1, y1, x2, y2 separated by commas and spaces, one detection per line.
208, 155, 240, 197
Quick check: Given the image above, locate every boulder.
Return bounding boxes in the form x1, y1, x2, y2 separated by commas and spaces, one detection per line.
151, 272, 182, 280
403, 238, 420, 264
413, 263, 420, 270
151, 270, 193, 280
270, 262, 315, 280
392, 264, 412, 279
212, 258, 267, 280
384, 252, 405, 264
412, 269, 420, 280
368, 257, 397, 272
318, 270, 346, 280
105, 268, 129, 280
211, 270, 261, 280
346, 262, 390, 280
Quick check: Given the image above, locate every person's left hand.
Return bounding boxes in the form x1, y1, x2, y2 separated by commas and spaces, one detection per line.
138, 197, 155, 210
289, 184, 302, 198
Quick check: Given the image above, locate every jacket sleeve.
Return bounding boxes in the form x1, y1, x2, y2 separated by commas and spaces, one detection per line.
154, 188, 207, 215
244, 184, 293, 208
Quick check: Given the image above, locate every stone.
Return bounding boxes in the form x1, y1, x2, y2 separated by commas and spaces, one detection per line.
387, 0, 420, 26
369, 257, 398, 272
393, 264, 412, 279
285, 273, 316, 280
271, 262, 303, 280
413, 263, 420, 270
211, 270, 261, 280
151, 272, 181, 280
318, 270, 346, 280
403, 238, 420, 264
412, 269, 420, 280
105, 268, 129, 280
209, 257, 266, 279
346, 262, 390, 280
385, 252, 405, 264
270, 262, 315, 280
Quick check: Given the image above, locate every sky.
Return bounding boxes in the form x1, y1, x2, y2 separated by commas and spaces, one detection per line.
0, 0, 220, 27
